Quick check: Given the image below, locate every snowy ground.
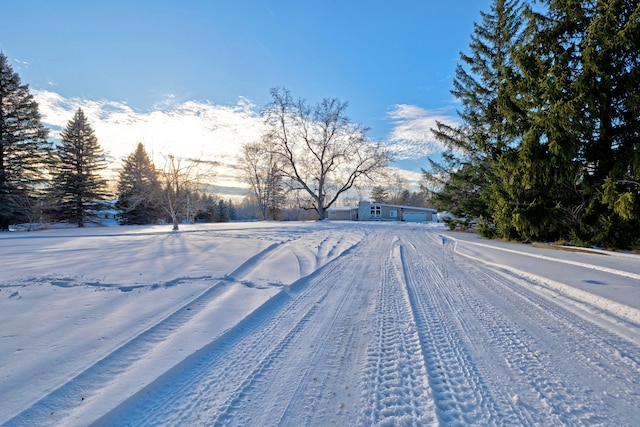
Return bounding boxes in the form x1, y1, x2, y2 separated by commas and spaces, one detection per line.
1, 221, 639, 426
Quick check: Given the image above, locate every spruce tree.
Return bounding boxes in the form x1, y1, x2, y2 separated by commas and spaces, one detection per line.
497, 0, 592, 242
51, 108, 109, 227
371, 186, 390, 204
0, 53, 52, 230
116, 142, 163, 224
228, 199, 237, 221
511, 0, 640, 247
578, 0, 640, 248
428, 0, 523, 234
215, 199, 230, 222
194, 193, 216, 222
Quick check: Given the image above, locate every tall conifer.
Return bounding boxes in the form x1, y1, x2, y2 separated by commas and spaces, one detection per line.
492, 0, 588, 241
51, 108, 109, 227
513, 0, 640, 247
116, 143, 163, 224
578, 0, 640, 247
428, 0, 523, 231
0, 53, 51, 230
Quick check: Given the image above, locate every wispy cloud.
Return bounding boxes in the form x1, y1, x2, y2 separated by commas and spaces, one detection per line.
34, 90, 265, 197
386, 104, 459, 160
35, 89, 263, 170
10, 57, 30, 72
32, 92, 457, 198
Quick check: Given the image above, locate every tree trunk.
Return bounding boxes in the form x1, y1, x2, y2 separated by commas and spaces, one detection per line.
317, 206, 326, 221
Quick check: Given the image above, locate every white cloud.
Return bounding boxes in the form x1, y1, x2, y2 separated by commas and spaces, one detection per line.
34, 90, 265, 197
386, 104, 459, 159
35, 90, 264, 161
32, 92, 457, 200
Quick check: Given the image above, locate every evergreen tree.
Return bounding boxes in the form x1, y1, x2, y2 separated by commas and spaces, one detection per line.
227, 199, 237, 221
214, 199, 230, 222
497, 0, 590, 242
51, 108, 109, 227
509, 0, 640, 247
191, 193, 216, 222
371, 186, 390, 203
0, 53, 52, 230
431, 0, 639, 248
116, 142, 163, 224
577, 0, 640, 248
427, 0, 524, 235
423, 155, 487, 221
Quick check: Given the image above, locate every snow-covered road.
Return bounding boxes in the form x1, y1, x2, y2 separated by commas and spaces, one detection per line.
1, 222, 639, 426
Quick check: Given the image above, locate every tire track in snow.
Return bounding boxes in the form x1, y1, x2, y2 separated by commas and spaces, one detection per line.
451, 237, 640, 281
3, 241, 288, 426
358, 238, 438, 426
408, 230, 636, 425
230, 244, 369, 426
269, 233, 374, 425
460, 260, 640, 425
441, 262, 606, 425
210, 297, 322, 425
98, 231, 377, 426
449, 237, 640, 325
416, 234, 603, 425
224, 241, 284, 281
230, 229, 364, 286
397, 234, 502, 426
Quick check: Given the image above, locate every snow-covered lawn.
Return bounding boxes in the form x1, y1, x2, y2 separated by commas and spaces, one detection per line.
1, 221, 639, 426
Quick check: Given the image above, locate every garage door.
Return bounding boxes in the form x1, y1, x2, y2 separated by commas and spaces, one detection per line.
403, 212, 427, 222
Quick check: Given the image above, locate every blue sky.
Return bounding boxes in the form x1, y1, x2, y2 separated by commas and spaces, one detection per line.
1, 0, 492, 194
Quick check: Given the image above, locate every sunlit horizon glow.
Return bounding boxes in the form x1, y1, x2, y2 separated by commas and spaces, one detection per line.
34, 90, 455, 199
35, 90, 264, 198
2, 1, 494, 200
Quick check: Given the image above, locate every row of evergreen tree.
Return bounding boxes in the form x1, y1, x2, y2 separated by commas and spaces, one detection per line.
425, 0, 639, 249
0, 53, 235, 230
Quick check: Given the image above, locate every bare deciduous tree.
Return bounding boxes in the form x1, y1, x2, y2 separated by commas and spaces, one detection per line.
160, 155, 213, 230
264, 87, 390, 220
239, 138, 283, 220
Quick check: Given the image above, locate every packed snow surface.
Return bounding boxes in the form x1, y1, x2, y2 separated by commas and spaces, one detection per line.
1, 221, 639, 426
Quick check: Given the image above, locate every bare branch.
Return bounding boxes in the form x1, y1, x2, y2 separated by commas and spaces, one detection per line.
264, 87, 390, 219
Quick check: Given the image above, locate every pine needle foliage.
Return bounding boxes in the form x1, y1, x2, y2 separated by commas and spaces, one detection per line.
0, 53, 52, 230
427, 0, 640, 248
51, 108, 109, 227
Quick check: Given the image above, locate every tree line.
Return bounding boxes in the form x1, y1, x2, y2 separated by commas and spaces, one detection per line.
1, 55, 396, 230
424, 0, 639, 249
0, 53, 242, 230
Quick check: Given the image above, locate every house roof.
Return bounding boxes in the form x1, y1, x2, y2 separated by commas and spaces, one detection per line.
362, 202, 437, 213
327, 207, 357, 211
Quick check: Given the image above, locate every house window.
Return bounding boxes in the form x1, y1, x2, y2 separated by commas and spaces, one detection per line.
390, 210, 397, 218
371, 205, 381, 218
